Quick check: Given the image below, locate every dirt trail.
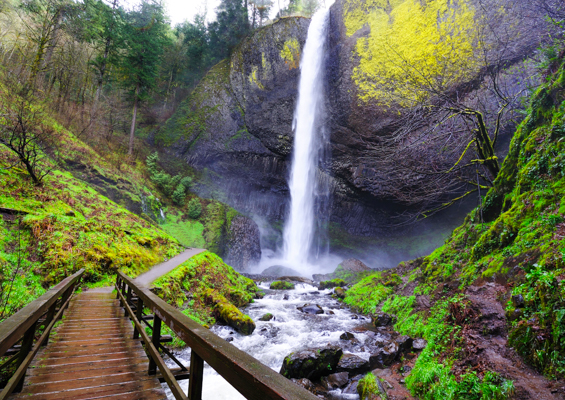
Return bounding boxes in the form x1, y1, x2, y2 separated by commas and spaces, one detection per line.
458, 283, 565, 400
134, 248, 205, 287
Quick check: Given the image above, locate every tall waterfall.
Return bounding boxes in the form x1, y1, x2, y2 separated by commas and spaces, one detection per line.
282, 7, 330, 267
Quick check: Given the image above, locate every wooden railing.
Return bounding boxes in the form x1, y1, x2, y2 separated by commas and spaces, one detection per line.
116, 271, 319, 400
0, 269, 84, 399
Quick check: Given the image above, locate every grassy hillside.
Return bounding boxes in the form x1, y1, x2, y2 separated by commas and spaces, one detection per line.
343, 49, 565, 397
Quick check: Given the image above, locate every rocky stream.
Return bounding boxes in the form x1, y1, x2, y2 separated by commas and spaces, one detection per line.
164, 278, 425, 400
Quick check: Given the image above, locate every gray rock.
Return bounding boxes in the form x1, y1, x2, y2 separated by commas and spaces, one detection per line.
297, 304, 324, 315
369, 342, 399, 369
339, 259, 371, 272
412, 338, 427, 351
280, 345, 343, 380
322, 372, 349, 389
291, 378, 315, 392
395, 335, 413, 353
372, 313, 396, 327
511, 294, 525, 308
337, 353, 371, 376
225, 215, 261, 271
261, 265, 302, 277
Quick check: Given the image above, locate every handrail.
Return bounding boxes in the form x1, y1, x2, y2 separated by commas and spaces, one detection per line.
0, 269, 84, 397
0, 269, 84, 355
117, 271, 318, 400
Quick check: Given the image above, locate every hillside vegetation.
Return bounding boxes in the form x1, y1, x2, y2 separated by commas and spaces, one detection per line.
343, 48, 565, 397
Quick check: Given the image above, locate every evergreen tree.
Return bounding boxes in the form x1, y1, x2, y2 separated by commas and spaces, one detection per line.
121, 0, 170, 156
208, 0, 250, 62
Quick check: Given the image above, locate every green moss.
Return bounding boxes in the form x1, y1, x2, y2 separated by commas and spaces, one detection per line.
343, 273, 393, 314
270, 280, 295, 290
357, 373, 387, 400
319, 278, 347, 289
153, 251, 258, 335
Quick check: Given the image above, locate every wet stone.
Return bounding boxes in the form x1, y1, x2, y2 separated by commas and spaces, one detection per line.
340, 332, 355, 340
395, 335, 413, 353
259, 313, 274, 321
412, 338, 427, 351
370, 342, 399, 369
337, 353, 371, 376
373, 312, 396, 327
225, 337, 234, 342
298, 304, 324, 315
322, 372, 349, 389
280, 345, 343, 380
511, 294, 525, 308
291, 378, 315, 392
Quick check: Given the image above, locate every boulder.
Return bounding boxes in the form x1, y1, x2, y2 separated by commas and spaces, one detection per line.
297, 304, 324, 315
319, 279, 347, 289
340, 332, 355, 340
322, 372, 349, 389
270, 281, 295, 290
372, 313, 396, 327
291, 378, 315, 392
511, 294, 525, 308
225, 215, 261, 271
369, 342, 399, 369
412, 338, 427, 351
205, 290, 255, 335
337, 353, 371, 376
261, 265, 302, 277
395, 335, 413, 353
334, 287, 346, 299
278, 276, 315, 285
280, 345, 343, 380
340, 259, 371, 272
259, 313, 274, 321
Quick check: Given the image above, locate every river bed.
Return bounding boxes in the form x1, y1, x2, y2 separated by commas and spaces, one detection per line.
164, 282, 372, 399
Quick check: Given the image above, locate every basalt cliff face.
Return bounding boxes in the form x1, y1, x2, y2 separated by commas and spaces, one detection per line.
157, 0, 548, 259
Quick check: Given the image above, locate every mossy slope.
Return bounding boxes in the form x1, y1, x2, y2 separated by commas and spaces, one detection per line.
342, 51, 565, 397
152, 251, 259, 332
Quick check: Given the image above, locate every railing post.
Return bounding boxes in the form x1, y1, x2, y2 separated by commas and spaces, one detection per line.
116, 276, 121, 299
188, 350, 204, 400
125, 286, 132, 317
13, 321, 37, 393
133, 297, 143, 339
40, 302, 58, 346
148, 315, 161, 375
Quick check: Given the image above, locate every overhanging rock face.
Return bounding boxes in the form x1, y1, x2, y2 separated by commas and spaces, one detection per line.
159, 2, 548, 246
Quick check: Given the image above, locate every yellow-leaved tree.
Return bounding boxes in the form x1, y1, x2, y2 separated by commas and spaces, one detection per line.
343, 0, 542, 221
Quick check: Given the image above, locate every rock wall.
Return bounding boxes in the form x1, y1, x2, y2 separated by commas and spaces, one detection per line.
157, 1, 550, 259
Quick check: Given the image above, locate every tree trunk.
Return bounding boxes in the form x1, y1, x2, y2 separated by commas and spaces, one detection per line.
128, 84, 139, 157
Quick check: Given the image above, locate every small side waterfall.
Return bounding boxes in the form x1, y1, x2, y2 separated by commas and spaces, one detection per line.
282, 7, 330, 267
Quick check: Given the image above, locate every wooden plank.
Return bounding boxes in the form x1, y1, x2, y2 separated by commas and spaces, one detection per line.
11, 379, 165, 400
119, 271, 319, 400
28, 357, 151, 376
11, 291, 165, 400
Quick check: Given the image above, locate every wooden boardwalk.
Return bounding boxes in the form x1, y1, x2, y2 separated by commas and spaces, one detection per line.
10, 290, 166, 400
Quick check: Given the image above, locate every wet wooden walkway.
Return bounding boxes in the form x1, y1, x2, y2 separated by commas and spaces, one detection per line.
10, 290, 166, 400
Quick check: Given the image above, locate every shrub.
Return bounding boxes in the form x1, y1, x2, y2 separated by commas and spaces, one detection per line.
187, 198, 202, 219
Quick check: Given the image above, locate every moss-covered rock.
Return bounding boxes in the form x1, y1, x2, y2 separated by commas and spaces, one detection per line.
153, 251, 258, 330
204, 289, 255, 335
357, 373, 388, 400
319, 278, 347, 289
280, 345, 343, 380
270, 280, 295, 290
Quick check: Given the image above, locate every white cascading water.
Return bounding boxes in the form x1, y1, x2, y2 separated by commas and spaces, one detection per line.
282, 7, 330, 267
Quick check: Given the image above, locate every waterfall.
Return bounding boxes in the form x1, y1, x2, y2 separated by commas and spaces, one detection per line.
282, 7, 330, 267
